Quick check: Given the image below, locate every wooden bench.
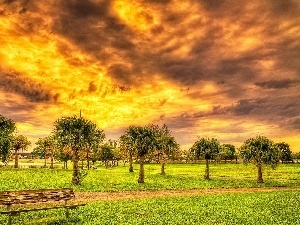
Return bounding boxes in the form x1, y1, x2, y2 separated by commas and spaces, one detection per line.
0, 188, 85, 225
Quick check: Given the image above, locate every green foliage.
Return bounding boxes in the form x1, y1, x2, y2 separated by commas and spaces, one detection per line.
12, 135, 31, 152
220, 144, 236, 161
125, 125, 157, 157
33, 136, 56, 159
190, 137, 220, 160
99, 144, 115, 161
276, 142, 293, 163
0, 115, 16, 136
153, 124, 179, 156
239, 136, 280, 169
0, 115, 16, 162
53, 116, 105, 152
53, 115, 105, 185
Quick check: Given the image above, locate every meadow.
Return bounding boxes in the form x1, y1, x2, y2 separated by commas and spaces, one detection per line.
0, 162, 299, 192
0, 191, 299, 224
0, 162, 299, 224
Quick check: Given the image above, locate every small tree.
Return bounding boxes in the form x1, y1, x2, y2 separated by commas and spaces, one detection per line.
53, 115, 105, 185
292, 152, 300, 163
119, 133, 137, 172
240, 136, 280, 183
220, 144, 236, 163
123, 125, 157, 183
276, 142, 293, 163
190, 137, 220, 179
99, 143, 115, 168
154, 125, 179, 175
12, 135, 31, 168
34, 135, 56, 168
0, 115, 16, 163
55, 146, 73, 169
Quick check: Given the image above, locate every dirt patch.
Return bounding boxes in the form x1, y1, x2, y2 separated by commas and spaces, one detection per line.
75, 186, 300, 203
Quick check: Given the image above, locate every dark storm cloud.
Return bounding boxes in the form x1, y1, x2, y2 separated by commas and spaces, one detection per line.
49, 0, 300, 91
107, 64, 133, 85
0, 101, 35, 122
0, 71, 59, 102
142, 0, 172, 4
255, 79, 300, 89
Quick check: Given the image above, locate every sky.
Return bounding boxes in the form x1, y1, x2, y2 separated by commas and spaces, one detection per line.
0, 0, 299, 151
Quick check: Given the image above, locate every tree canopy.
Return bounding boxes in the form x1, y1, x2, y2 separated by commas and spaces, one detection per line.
276, 142, 293, 163
239, 136, 280, 183
53, 115, 105, 184
0, 115, 16, 163
190, 137, 220, 179
12, 134, 31, 168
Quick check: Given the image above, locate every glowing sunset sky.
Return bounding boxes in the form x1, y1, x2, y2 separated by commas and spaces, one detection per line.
0, 0, 299, 151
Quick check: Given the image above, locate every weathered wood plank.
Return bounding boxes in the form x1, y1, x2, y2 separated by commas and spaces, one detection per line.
0, 188, 75, 205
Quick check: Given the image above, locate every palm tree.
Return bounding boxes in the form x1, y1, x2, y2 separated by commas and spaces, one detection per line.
54, 115, 105, 185
154, 125, 179, 175
12, 135, 31, 168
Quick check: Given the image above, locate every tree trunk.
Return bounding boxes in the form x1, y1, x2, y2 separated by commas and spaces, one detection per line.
204, 159, 210, 179
257, 164, 263, 183
161, 162, 165, 175
160, 154, 165, 175
129, 153, 134, 172
14, 149, 19, 168
138, 155, 145, 183
50, 150, 54, 169
44, 156, 47, 167
87, 159, 90, 170
72, 150, 80, 185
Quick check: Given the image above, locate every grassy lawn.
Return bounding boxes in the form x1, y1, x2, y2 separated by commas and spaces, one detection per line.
0, 190, 299, 225
0, 163, 299, 192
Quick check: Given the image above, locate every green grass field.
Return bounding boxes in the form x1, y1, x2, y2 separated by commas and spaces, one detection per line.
0, 190, 299, 225
0, 162, 299, 224
0, 163, 299, 191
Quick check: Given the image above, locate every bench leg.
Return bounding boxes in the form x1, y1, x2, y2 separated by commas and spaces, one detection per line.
65, 208, 70, 219
6, 205, 12, 225
7, 214, 11, 225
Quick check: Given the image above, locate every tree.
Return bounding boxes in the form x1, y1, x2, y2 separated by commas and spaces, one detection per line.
190, 137, 220, 179
0, 115, 16, 163
12, 135, 31, 168
153, 125, 179, 175
292, 152, 300, 163
123, 125, 157, 183
276, 142, 293, 163
34, 135, 56, 168
53, 115, 105, 185
55, 146, 73, 169
119, 132, 137, 172
220, 144, 236, 163
99, 143, 115, 168
239, 136, 280, 183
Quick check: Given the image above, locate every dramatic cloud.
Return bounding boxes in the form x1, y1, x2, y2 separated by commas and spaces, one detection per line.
0, 0, 299, 150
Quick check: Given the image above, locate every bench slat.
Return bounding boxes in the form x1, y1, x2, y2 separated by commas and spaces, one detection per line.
0, 188, 75, 205
0, 203, 86, 215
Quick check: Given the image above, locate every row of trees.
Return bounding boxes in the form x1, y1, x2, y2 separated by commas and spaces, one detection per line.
0, 115, 31, 168
1, 114, 299, 185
